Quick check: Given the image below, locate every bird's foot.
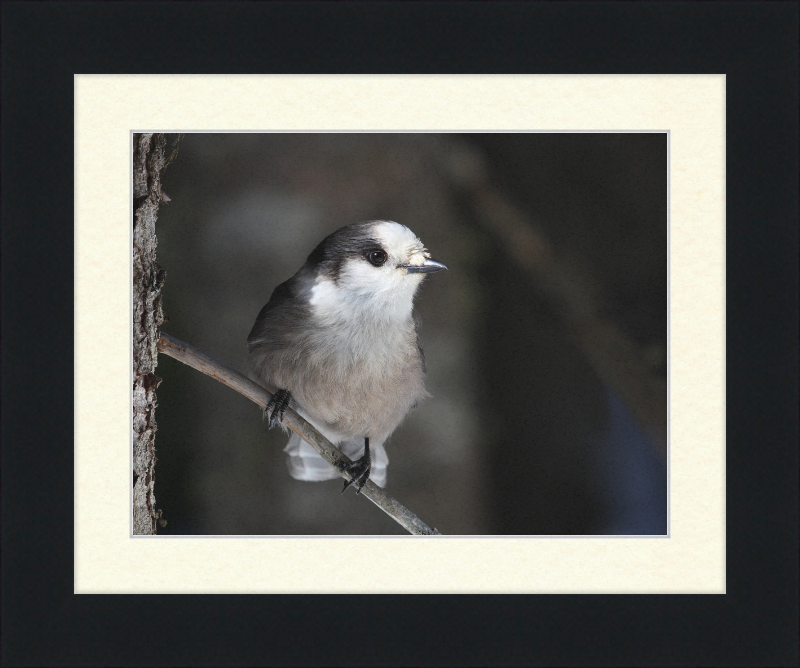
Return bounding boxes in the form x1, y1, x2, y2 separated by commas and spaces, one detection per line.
264, 389, 292, 428
340, 438, 371, 495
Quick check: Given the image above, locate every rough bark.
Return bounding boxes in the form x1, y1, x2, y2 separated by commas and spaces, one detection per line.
132, 133, 167, 534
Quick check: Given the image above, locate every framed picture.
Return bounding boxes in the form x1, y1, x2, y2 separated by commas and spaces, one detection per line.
5, 3, 796, 666
84, 75, 715, 594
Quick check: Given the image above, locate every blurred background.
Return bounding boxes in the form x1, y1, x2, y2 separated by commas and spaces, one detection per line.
152, 132, 667, 535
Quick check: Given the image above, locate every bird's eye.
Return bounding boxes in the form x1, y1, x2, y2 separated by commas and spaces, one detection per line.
367, 250, 387, 267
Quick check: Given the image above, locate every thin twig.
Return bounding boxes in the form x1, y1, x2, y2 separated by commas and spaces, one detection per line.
157, 332, 442, 536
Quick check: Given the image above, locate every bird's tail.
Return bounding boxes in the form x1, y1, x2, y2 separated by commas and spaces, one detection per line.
283, 433, 388, 487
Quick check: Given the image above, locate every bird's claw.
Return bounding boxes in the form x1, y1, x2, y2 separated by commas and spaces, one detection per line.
340, 438, 371, 495
264, 389, 292, 428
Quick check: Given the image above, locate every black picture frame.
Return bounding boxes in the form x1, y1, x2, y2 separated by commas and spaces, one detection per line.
2, 2, 797, 666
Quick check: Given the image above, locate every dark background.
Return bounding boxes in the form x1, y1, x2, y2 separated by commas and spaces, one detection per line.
155, 132, 667, 535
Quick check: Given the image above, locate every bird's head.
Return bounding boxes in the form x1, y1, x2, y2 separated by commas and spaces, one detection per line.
304, 220, 447, 321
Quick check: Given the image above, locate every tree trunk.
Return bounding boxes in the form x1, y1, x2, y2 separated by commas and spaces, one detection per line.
132, 133, 167, 534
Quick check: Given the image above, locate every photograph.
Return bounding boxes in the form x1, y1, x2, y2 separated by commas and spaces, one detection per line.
136, 131, 668, 536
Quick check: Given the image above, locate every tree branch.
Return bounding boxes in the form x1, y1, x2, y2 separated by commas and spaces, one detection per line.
157, 332, 442, 536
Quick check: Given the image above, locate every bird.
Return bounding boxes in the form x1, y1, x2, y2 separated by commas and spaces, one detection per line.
247, 220, 447, 494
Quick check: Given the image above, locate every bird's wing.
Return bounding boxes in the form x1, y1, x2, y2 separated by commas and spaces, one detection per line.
247, 279, 301, 351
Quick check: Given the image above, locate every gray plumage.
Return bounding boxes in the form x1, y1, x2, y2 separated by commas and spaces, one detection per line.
247, 220, 446, 488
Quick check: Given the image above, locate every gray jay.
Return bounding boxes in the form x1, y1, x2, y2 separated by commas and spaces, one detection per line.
247, 220, 447, 493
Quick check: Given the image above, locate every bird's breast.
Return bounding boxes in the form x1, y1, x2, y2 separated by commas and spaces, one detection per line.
286, 318, 427, 439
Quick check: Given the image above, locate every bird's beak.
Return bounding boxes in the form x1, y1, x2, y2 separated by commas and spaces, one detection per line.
404, 258, 448, 274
